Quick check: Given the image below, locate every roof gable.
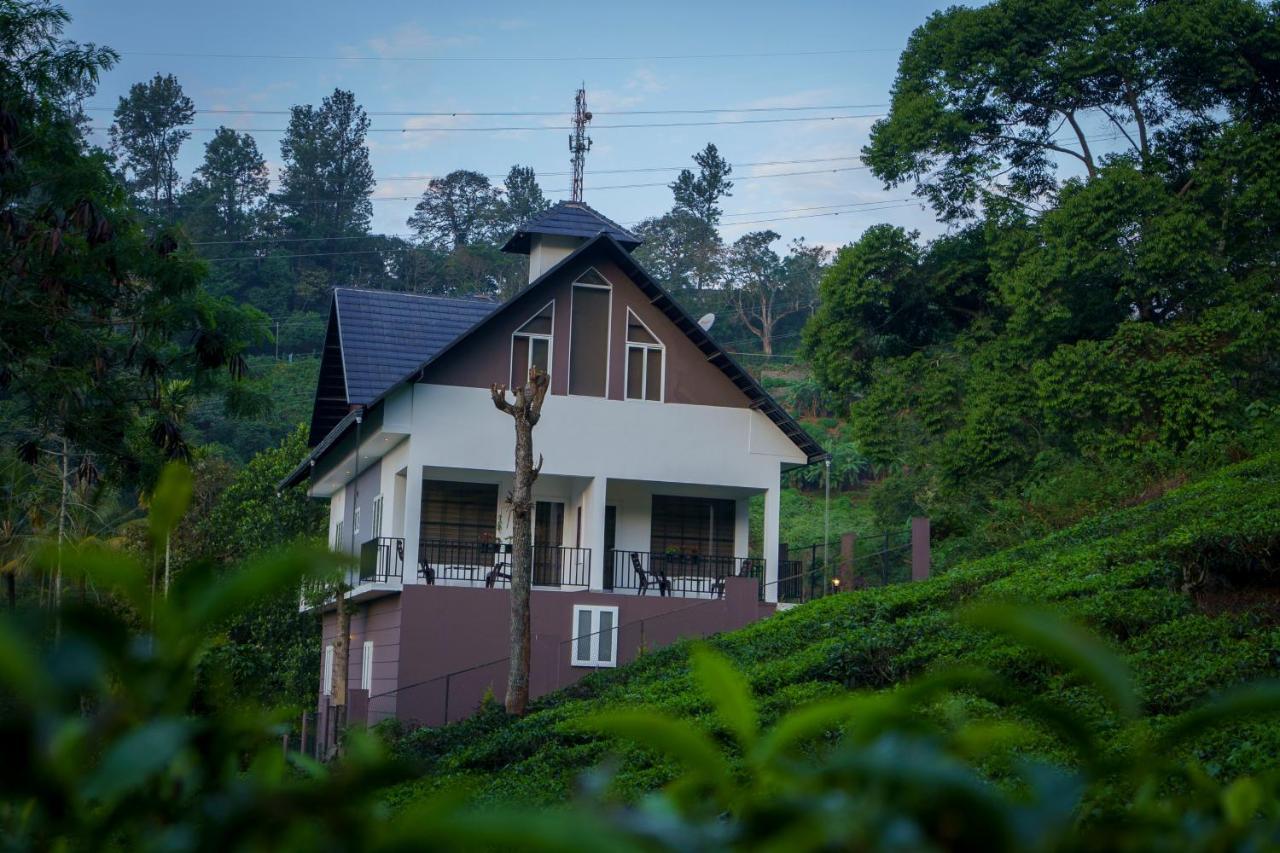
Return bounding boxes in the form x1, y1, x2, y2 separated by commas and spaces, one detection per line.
501, 201, 642, 254
307, 289, 497, 446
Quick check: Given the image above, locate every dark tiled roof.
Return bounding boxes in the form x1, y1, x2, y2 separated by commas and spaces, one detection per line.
501, 201, 642, 254
334, 288, 497, 405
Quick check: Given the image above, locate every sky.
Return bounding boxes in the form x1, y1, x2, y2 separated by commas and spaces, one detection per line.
63, 0, 967, 252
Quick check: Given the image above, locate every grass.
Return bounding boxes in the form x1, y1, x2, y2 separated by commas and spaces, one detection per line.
381, 451, 1280, 810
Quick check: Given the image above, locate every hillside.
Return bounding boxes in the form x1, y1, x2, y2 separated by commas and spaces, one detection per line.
385, 451, 1280, 809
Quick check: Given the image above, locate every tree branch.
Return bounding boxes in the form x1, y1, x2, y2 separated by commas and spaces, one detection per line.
489, 383, 515, 416
1098, 104, 1141, 155
1063, 111, 1097, 178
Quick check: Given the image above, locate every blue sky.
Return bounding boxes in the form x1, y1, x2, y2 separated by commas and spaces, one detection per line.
64, 1, 965, 250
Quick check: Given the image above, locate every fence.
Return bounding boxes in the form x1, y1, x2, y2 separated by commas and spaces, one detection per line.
778, 517, 931, 605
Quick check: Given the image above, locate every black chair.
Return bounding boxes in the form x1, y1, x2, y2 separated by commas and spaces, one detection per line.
417, 558, 435, 585
631, 552, 670, 597
711, 558, 753, 599
484, 562, 511, 588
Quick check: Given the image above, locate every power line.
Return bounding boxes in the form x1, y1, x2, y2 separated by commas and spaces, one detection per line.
82, 103, 889, 117
87, 112, 885, 134
116, 47, 897, 63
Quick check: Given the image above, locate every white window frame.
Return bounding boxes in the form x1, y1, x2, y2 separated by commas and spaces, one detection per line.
333, 520, 345, 552
360, 640, 374, 691
567, 268, 613, 398
322, 644, 334, 695
510, 300, 555, 388
353, 506, 361, 540
570, 604, 619, 668
623, 309, 665, 402
371, 495, 384, 539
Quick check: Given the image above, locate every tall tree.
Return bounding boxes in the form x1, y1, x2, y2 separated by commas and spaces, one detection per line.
862, 0, 1280, 221
497, 165, 549, 234
274, 89, 376, 289
408, 169, 503, 250
671, 143, 733, 225
489, 366, 550, 717
725, 230, 818, 355
183, 127, 269, 244
632, 210, 724, 292
109, 73, 194, 218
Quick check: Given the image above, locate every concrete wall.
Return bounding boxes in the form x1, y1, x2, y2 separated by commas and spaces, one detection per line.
322, 580, 771, 730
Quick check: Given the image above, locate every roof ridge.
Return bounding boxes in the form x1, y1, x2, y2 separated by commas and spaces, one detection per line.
334, 286, 496, 305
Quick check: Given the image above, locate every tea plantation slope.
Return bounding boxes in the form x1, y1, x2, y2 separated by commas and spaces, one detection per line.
386, 452, 1280, 807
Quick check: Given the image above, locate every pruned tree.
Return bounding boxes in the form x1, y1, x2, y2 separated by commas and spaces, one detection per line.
489, 366, 550, 716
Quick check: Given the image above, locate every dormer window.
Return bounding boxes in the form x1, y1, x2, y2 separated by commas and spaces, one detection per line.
569, 268, 611, 397
511, 301, 553, 387
625, 310, 664, 402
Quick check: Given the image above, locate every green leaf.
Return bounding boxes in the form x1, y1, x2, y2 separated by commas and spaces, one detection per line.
82, 718, 193, 803
149, 462, 194, 541
1222, 777, 1263, 828
579, 710, 730, 789
691, 646, 757, 748
754, 694, 868, 763
964, 604, 1138, 719
1158, 681, 1280, 751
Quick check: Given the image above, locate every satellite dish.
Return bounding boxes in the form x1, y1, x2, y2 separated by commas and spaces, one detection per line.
697, 313, 716, 331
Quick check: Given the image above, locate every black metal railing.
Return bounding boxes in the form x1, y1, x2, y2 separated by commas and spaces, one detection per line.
359, 537, 405, 584
417, 539, 591, 589
606, 550, 763, 599
776, 529, 914, 605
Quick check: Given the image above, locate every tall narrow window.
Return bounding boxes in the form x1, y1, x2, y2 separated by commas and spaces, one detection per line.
569, 269, 610, 396
371, 495, 384, 539
353, 506, 361, 541
333, 520, 345, 552
322, 644, 335, 695
360, 640, 374, 691
511, 301, 553, 387
624, 310, 664, 401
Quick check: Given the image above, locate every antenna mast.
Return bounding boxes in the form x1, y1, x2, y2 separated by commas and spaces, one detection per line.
569, 85, 592, 202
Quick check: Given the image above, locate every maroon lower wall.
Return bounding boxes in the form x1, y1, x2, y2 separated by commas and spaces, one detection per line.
379, 578, 771, 727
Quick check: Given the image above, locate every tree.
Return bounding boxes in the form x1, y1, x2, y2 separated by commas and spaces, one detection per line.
725, 231, 820, 355
802, 225, 932, 400
489, 366, 550, 716
671, 143, 733, 225
183, 127, 270, 244
632, 210, 724, 292
408, 170, 503, 251
109, 72, 194, 218
274, 89, 376, 287
497, 165, 549, 234
862, 0, 1280, 221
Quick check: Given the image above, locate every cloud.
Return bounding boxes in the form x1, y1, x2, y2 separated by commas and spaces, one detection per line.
341, 22, 476, 59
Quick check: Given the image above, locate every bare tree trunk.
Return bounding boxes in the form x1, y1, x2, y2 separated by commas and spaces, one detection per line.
332, 584, 350, 752
491, 367, 550, 717
55, 437, 68, 641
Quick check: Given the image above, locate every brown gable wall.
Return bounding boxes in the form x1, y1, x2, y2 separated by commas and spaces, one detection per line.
420, 250, 749, 409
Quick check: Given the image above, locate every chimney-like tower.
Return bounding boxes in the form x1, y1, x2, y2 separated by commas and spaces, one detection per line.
500, 201, 643, 283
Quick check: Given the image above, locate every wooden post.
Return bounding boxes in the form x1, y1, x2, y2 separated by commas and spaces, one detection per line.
911, 517, 931, 581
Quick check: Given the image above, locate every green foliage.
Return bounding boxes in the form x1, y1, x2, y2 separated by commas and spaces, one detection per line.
194, 425, 326, 708
383, 452, 1280, 825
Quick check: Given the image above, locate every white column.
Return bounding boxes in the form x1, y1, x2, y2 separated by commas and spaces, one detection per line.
582, 476, 608, 590
401, 442, 425, 584
761, 482, 781, 604
734, 498, 750, 559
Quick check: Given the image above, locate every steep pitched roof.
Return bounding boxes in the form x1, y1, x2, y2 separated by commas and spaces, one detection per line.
307, 289, 497, 445
501, 201, 642, 254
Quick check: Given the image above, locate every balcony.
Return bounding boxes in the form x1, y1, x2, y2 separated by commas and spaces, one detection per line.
605, 550, 763, 599
417, 539, 592, 589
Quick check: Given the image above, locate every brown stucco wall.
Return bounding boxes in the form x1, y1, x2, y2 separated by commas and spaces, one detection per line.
420, 247, 749, 409
373, 578, 772, 727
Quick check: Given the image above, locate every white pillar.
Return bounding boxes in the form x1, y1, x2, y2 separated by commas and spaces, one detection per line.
401, 441, 425, 585
734, 498, 750, 559
761, 483, 781, 604
582, 476, 608, 590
